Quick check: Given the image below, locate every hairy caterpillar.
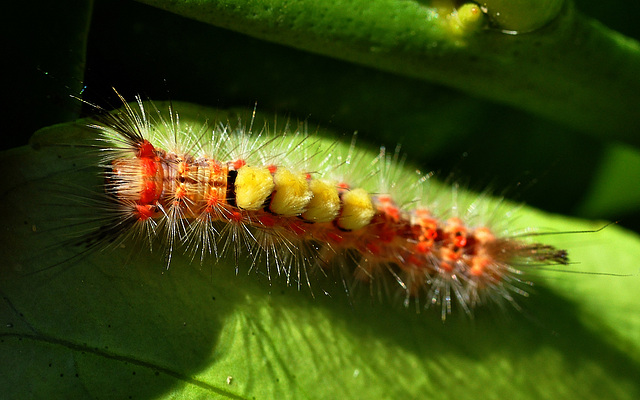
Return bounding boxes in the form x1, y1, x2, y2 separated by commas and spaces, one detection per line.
26, 90, 572, 321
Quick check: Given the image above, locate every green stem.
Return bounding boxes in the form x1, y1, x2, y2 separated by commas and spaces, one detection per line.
137, 0, 640, 145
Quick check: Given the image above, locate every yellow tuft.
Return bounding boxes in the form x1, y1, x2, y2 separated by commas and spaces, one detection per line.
270, 168, 312, 216
302, 179, 341, 223
338, 188, 375, 231
234, 166, 275, 211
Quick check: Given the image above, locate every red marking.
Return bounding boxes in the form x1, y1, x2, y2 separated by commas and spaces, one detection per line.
136, 140, 156, 158
424, 228, 438, 240
440, 262, 453, 273
441, 247, 459, 262
210, 160, 223, 174
377, 227, 396, 242
178, 161, 189, 175
416, 214, 439, 244
337, 182, 350, 190
378, 198, 400, 222
230, 211, 243, 222
366, 242, 381, 255
327, 231, 344, 244
445, 218, 468, 248
139, 181, 157, 204
259, 215, 277, 227
386, 207, 400, 222
207, 191, 219, 206
267, 164, 277, 174
454, 235, 467, 248
407, 254, 423, 267
135, 204, 155, 220
232, 159, 246, 170
175, 184, 187, 199
305, 173, 311, 180
415, 241, 431, 254
140, 158, 157, 176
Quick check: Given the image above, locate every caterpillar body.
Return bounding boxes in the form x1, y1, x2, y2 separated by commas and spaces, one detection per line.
54, 91, 569, 320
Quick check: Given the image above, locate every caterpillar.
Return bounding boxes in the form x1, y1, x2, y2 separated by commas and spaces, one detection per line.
45, 89, 570, 321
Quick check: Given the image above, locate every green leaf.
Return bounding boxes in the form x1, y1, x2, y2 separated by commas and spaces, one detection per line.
5, 0, 640, 397
1, 103, 639, 399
